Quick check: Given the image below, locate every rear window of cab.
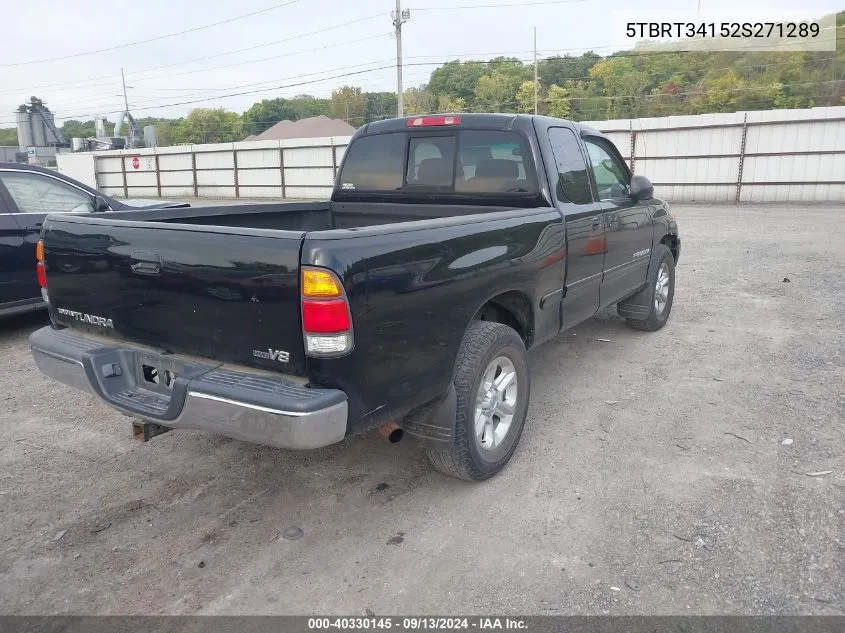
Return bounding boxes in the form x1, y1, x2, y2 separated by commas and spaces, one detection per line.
337, 130, 539, 197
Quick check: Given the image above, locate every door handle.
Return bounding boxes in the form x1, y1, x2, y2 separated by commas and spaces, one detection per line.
592, 218, 603, 230
27, 222, 43, 232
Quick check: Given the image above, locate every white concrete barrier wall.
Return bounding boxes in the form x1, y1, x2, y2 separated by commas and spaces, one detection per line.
56, 105, 845, 203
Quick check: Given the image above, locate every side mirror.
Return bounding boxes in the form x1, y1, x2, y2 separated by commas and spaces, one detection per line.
630, 174, 654, 201
94, 196, 111, 212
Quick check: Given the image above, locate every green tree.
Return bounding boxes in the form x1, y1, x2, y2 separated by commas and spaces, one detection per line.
172, 108, 244, 144
404, 87, 435, 115
562, 80, 605, 121
589, 57, 651, 118
687, 71, 767, 113
515, 80, 538, 114
243, 99, 299, 136
287, 94, 332, 118
539, 52, 601, 87
150, 121, 177, 146
59, 120, 95, 140
428, 60, 491, 104
0, 128, 19, 146
547, 85, 572, 119
436, 94, 466, 113
474, 72, 517, 112
364, 92, 398, 122
331, 86, 366, 124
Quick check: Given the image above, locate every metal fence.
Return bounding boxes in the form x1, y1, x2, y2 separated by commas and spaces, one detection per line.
583, 105, 845, 203
59, 136, 351, 201
57, 105, 845, 203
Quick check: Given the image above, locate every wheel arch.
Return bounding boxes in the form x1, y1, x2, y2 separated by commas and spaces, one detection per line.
471, 290, 534, 348
660, 232, 680, 262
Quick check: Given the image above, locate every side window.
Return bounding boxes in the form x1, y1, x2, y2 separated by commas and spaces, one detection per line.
0, 172, 95, 214
547, 127, 592, 205
406, 136, 456, 187
338, 133, 406, 192
583, 138, 630, 201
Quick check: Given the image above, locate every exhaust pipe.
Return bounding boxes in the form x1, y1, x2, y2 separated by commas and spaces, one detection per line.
378, 422, 404, 444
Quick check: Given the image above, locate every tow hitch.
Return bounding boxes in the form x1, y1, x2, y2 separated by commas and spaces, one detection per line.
131, 420, 173, 442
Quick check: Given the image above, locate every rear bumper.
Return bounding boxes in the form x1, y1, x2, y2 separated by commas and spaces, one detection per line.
29, 326, 348, 450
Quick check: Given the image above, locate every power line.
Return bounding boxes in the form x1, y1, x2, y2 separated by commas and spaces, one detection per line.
0, 64, 400, 124
0, 0, 310, 68
117, 65, 399, 112
0, 72, 413, 126
126, 60, 394, 107
412, 0, 587, 9
4, 14, 387, 92
125, 13, 388, 79
98, 60, 394, 111
14, 31, 392, 105
126, 33, 393, 87
17, 61, 455, 119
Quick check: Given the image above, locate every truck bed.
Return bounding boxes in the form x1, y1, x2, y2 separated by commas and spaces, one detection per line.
111, 200, 521, 232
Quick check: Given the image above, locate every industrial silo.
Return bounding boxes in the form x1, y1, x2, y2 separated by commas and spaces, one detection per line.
15, 107, 33, 150
30, 108, 47, 147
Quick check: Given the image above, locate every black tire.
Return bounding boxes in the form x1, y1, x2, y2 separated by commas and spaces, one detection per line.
426, 321, 530, 481
621, 244, 676, 332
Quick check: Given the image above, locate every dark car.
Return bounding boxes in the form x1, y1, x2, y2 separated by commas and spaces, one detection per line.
29, 114, 680, 480
0, 163, 190, 317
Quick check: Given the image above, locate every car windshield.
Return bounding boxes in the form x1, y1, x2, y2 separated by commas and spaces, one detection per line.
337, 129, 539, 197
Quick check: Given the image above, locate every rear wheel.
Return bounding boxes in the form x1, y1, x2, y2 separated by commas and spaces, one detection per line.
427, 321, 530, 481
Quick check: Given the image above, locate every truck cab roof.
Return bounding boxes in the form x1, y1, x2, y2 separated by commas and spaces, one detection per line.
360, 113, 605, 140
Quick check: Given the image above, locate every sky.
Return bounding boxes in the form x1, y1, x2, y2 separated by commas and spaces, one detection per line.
1, 0, 842, 128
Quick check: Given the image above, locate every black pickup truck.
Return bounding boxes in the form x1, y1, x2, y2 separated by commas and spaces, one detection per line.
29, 114, 680, 480
0, 162, 189, 318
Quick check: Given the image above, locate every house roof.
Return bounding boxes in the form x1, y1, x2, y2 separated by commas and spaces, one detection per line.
249, 115, 356, 141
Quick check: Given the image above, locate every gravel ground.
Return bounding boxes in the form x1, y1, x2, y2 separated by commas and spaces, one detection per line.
0, 204, 843, 615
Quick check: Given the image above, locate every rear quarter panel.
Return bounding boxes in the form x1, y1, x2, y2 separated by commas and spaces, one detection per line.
302, 208, 566, 432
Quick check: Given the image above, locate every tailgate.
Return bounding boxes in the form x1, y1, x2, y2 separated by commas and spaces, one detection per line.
42, 215, 309, 376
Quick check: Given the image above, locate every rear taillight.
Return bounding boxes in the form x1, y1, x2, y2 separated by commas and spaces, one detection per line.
407, 115, 461, 127
301, 267, 353, 357
37, 262, 47, 288
302, 300, 350, 332
36, 239, 49, 303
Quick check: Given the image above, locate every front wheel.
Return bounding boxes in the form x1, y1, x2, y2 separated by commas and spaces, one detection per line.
427, 321, 530, 481
621, 244, 676, 332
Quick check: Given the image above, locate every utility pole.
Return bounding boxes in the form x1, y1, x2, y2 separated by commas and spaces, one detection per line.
121, 67, 130, 113
533, 27, 539, 115
120, 67, 134, 149
393, 1, 410, 117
